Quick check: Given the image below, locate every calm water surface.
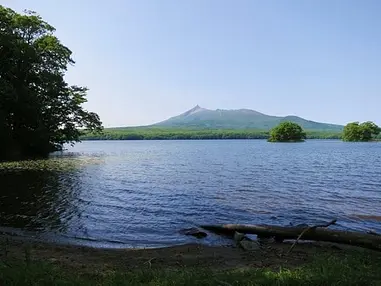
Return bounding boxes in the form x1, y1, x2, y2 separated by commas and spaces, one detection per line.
0, 140, 380, 248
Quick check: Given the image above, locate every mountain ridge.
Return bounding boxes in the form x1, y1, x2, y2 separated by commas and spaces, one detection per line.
153, 105, 343, 131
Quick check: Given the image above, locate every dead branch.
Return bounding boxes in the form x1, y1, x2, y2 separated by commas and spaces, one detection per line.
286, 219, 337, 255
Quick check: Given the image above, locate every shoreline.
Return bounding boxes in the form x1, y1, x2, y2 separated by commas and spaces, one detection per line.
80, 137, 342, 141
1, 234, 381, 285
80, 128, 344, 141
0, 233, 378, 271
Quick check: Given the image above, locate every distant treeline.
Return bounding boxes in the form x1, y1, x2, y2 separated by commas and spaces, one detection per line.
80, 128, 344, 141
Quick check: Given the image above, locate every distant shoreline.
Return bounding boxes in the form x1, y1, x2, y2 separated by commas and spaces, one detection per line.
81, 128, 343, 141
81, 138, 340, 141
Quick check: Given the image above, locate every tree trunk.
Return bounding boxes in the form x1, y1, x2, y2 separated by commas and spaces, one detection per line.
200, 224, 381, 251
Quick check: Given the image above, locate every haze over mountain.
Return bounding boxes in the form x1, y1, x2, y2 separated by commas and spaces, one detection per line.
153, 105, 343, 131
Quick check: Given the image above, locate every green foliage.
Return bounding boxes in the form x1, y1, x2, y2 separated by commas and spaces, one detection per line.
0, 6, 102, 160
268, 122, 307, 142
342, 121, 381, 142
0, 252, 380, 285
80, 127, 341, 141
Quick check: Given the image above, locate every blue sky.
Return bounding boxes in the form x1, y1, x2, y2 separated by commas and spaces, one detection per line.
4, 0, 381, 127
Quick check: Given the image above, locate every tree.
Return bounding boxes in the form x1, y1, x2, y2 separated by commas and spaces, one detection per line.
268, 121, 306, 142
342, 121, 380, 142
0, 6, 102, 160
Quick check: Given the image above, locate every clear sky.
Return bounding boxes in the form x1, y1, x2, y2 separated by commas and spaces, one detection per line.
3, 0, 381, 127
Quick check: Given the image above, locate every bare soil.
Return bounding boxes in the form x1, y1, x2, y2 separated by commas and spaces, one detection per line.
0, 235, 374, 274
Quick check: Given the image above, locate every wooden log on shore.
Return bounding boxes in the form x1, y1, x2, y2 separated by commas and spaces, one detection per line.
200, 223, 381, 251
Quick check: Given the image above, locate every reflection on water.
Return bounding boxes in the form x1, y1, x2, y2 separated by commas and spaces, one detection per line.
0, 160, 90, 235
0, 140, 380, 248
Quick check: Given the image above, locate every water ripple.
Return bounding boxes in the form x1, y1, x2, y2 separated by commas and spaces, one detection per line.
0, 140, 380, 248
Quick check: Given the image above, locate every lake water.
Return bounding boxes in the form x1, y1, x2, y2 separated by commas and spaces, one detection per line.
0, 140, 381, 248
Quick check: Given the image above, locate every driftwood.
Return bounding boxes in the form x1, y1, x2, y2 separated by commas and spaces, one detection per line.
286, 219, 337, 254
201, 221, 381, 251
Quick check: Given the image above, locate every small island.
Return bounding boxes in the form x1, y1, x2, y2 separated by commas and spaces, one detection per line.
342, 121, 381, 142
268, 121, 307, 142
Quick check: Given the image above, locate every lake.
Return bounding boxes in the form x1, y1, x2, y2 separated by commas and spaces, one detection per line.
0, 140, 380, 248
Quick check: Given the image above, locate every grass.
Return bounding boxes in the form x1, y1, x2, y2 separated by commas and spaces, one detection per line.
1, 251, 380, 285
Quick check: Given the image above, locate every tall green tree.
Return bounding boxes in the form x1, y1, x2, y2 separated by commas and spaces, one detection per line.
342, 121, 380, 142
0, 6, 102, 160
268, 121, 306, 142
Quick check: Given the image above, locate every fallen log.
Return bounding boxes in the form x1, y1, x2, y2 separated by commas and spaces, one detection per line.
287, 219, 337, 254
200, 223, 381, 251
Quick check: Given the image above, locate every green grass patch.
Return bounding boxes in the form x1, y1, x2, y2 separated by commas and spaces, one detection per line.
1, 251, 380, 285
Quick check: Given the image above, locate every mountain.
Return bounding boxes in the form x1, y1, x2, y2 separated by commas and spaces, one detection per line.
153, 105, 343, 131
